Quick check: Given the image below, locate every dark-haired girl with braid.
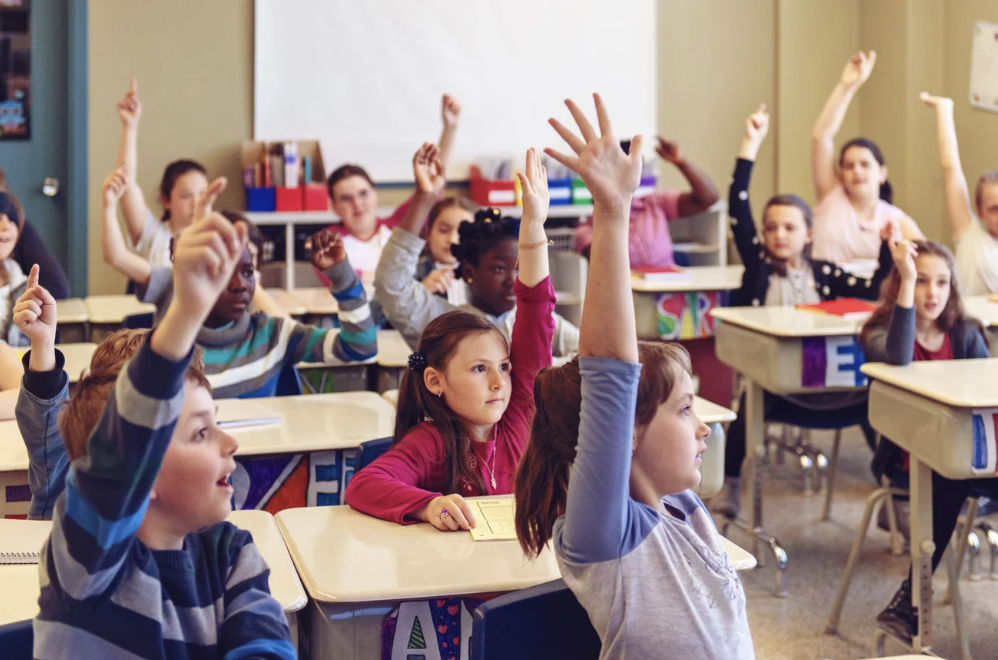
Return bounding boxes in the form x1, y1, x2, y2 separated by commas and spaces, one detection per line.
345, 146, 555, 529
374, 149, 579, 357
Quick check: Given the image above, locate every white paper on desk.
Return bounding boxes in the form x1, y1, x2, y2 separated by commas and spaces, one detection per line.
468, 499, 517, 542
216, 400, 282, 430
0, 519, 52, 564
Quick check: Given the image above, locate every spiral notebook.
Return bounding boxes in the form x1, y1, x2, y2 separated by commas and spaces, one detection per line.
0, 519, 53, 564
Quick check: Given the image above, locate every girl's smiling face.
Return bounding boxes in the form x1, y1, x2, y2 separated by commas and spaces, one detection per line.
0, 213, 18, 261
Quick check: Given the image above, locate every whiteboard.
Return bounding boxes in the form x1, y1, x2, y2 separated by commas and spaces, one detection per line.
970, 21, 998, 114
254, 0, 657, 182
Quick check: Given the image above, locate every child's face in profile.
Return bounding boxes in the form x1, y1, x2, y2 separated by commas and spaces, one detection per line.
0, 213, 18, 261
631, 368, 710, 497
151, 382, 238, 534
463, 239, 518, 316
762, 205, 811, 264
206, 247, 256, 327
913, 253, 951, 323
163, 171, 209, 231
428, 206, 473, 265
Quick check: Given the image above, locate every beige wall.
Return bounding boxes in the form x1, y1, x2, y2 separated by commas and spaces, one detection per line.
87, 0, 253, 294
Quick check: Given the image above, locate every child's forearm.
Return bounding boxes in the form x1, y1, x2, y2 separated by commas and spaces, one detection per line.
116, 123, 138, 184
438, 123, 458, 170
102, 203, 151, 285
397, 190, 438, 235
28, 339, 56, 373
517, 214, 550, 288
813, 82, 857, 141
738, 138, 763, 163
675, 158, 719, 208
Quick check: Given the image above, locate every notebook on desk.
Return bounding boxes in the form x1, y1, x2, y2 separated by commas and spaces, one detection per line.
631, 265, 690, 282
796, 298, 876, 319
216, 399, 282, 430
468, 498, 517, 542
0, 519, 52, 564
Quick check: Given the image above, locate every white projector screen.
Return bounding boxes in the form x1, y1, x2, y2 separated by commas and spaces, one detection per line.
254, 0, 657, 182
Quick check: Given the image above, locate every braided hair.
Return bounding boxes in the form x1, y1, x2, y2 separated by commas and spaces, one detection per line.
450, 208, 518, 280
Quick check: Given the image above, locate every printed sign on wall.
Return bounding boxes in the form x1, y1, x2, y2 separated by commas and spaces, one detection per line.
801, 336, 866, 388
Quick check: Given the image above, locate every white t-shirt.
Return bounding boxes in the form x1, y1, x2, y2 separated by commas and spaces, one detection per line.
955, 218, 998, 296
342, 224, 393, 279
128, 209, 174, 269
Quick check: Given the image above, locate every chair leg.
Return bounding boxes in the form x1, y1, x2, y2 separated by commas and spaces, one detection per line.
945, 546, 973, 660
978, 521, 998, 580
945, 499, 980, 605
821, 429, 842, 522
882, 478, 905, 557
826, 486, 905, 634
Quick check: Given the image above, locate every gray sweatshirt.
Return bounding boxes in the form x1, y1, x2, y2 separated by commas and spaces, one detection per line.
374, 227, 579, 356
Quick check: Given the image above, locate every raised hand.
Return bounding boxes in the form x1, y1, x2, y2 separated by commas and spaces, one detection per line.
745, 104, 769, 144
655, 138, 683, 165
546, 93, 643, 211
116, 77, 142, 128
307, 228, 347, 271
840, 51, 876, 89
421, 268, 454, 295
102, 167, 128, 209
12, 265, 57, 347
880, 217, 900, 244
441, 94, 462, 130
516, 147, 550, 227
412, 142, 446, 195
193, 176, 228, 222
919, 91, 953, 111
172, 214, 248, 320
891, 238, 917, 283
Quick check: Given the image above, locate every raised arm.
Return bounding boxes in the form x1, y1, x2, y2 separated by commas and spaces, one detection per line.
437, 94, 461, 172
115, 77, 150, 245
812, 51, 876, 200
656, 139, 719, 217
729, 105, 768, 267
862, 239, 918, 365
101, 168, 152, 286
921, 92, 974, 242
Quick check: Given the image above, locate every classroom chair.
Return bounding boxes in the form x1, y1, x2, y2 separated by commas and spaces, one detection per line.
356, 437, 392, 472
0, 619, 33, 660
122, 312, 154, 330
275, 363, 304, 397
469, 578, 600, 660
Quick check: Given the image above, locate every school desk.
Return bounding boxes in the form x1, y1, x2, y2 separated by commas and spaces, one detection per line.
963, 295, 998, 356
276, 500, 755, 660
55, 298, 88, 343
219, 392, 395, 511
227, 510, 307, 646
861, 359, 998, 653
633, 265, 744, 407
13, 343, 96, 385
264, 287, 307, 317
0, 514, 308, 633
83, 295, 156, 342
710, 305, 868, 597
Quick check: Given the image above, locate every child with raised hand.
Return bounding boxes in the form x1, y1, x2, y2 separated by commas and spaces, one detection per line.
811, 51, 923, 262
0, 190, 30, 346
860, 238, 996, 643
345, 148, 555, 529
514, 94, 754, 660
717, 104, 895, 518
114, 77, 212, 267
414, 197, 477, 305
374, 144, 579, 357
921, 92, 998, 295
33, 213, 295, 659
11, 264, 69, 518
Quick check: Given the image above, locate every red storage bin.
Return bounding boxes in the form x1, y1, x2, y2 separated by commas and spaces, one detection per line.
275, 186, 303, 212
469, 166, 517, 207
302, 184, 327, 211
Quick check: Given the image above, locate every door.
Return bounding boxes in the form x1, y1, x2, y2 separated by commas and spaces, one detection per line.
0, 0, 87, 295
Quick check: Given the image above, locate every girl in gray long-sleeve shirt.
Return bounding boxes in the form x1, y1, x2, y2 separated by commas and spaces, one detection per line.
514, 95, 754, 660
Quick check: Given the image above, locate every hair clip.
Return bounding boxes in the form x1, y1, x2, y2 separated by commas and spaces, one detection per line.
475, 208, 502, 224
407, 352, 427, 371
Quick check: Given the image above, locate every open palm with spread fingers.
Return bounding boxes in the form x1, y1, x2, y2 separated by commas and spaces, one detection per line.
545, 94, 643, 211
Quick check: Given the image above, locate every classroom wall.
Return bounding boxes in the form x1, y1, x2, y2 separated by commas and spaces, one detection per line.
86, 0, 253, 294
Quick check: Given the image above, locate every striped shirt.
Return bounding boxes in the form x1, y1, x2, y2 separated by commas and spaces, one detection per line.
141, 260, 378, 398
34, 339, 295, 660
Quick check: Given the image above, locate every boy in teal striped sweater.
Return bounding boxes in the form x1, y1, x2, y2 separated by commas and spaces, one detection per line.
28, 213, 295, 659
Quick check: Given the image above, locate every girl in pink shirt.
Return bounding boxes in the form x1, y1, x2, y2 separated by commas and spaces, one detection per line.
811, 51, 923, 263
344, 148, 554, 529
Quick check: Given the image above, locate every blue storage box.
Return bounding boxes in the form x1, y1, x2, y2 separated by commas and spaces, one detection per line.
548, 177, 573, 205
246, 187, 276, 212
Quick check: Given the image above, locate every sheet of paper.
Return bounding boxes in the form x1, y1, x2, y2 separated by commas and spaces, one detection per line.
468, 498, 517, 542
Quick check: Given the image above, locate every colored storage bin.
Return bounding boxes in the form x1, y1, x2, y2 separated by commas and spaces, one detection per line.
571, 178, 592, 204
548, 177, 573, 205
246, 187, 276, 212
275, 186, 303, 212
302, 184, 327, 211
470, 166, 517, 207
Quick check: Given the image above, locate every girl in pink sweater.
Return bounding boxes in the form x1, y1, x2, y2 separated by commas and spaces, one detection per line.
345, 146, 555, 529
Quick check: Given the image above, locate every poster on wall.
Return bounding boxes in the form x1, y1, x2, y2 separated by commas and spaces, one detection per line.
970, 21, 998, 114
0, 0, 28, 140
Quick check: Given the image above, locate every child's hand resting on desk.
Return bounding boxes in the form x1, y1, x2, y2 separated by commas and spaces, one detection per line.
516, 147, 550, 226
116, 77, 142, 128
417, 494, 477, 532
546, 94, 642, 212
13, 265, 57, 347
102, 167, 128, 209
307, 229, 348, 271
413, 142, 446, 196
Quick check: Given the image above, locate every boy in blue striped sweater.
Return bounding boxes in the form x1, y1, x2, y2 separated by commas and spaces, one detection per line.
30, 214, 295, 659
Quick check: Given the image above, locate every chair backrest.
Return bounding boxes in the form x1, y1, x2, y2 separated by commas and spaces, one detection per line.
275, 363, 303, 397
0, 619, 33, 659
356, 437, 393, 472
122, 312, 154, 330
469, 578, 601, 660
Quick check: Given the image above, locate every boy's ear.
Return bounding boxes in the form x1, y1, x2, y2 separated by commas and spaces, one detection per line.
423, 367, 443, 397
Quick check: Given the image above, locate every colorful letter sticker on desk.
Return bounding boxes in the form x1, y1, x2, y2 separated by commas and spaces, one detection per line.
972, 409, 998, 475
801, 336, 866, 388
656, 291, 723, 339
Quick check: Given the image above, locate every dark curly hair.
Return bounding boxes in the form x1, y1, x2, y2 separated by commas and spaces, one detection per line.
450, 208, 519, 280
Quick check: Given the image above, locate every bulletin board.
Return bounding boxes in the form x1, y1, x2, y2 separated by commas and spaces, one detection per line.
253, 0, 657, 182
970, 21, 998, 114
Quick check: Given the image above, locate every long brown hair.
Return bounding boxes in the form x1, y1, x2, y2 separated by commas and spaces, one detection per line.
860, 240, 987, 348
514, 340, 692, 557
394, 310, 508, 495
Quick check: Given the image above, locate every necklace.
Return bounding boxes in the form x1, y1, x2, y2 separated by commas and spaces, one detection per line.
470, 427, 499, 490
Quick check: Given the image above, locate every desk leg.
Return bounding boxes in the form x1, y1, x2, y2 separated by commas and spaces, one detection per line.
910, 457, 935, 652
285, 223, 295, 289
